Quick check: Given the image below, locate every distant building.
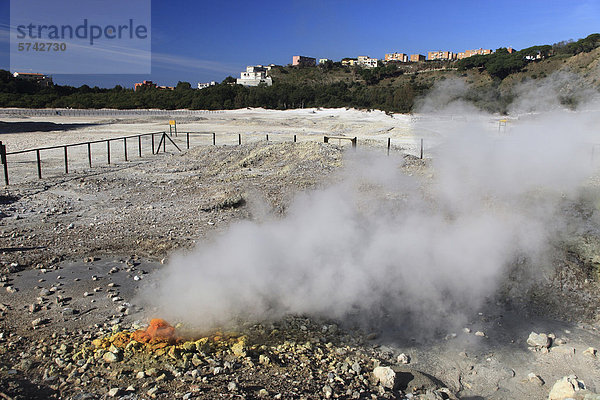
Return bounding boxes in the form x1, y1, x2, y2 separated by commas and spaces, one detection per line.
12, 72, 53, 87
507, 47, 515, 54
236, 65, 272, 87
134, 80, 173, 91
292, 55, 316, 67
456, 48, 493, 60
197, 81, 217, 89
410, 54, 426, 62
341, 58, 357, 67
524, 51, 543, 61
318, 58, 331, 64
427, 51, 454, 61
134, 80, 157, 91
357, 56, 378, 68
385, 53, 408, 62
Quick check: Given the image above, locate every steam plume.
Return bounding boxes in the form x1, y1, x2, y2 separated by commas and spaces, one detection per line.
139, 84, 599, 334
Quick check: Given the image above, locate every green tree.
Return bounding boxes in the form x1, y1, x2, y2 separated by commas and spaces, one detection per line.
175, 81, 192, 91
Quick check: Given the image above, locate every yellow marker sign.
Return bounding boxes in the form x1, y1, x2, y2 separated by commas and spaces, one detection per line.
169, 120, 176, 126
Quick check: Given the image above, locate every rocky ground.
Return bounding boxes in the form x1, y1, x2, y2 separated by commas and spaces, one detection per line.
0, 133, 599, 399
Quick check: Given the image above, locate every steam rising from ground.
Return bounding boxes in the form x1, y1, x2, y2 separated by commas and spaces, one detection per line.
140, 83, 599, 334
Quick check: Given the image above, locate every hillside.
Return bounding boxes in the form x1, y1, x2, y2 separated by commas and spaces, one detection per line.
1, 34, 600, 114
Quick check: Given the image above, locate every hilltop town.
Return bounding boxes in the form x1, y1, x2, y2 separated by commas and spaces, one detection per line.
204, 44, 539, 88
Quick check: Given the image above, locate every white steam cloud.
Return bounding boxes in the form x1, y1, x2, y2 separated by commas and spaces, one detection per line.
139, 82, 599, 334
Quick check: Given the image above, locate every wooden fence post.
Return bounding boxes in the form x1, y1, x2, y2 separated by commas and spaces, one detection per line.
64, 146, 69, 174
36, 149, 42, 179
1, 141, 9, 185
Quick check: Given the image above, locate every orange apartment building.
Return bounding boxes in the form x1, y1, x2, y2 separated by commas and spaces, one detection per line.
427, 51, 454, 61
456, 48, 493, 59
410, 54, 426, 62
385, 53, 408, 62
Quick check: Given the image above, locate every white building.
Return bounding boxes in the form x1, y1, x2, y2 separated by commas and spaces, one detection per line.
197, 81, 216, 89
318, 58, 331, 64
357, 56, 378, 68
236, 65, 273, 87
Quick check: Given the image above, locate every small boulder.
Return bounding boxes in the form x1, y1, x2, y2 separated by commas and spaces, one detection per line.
102, 352, 120, 363
583, 347, 597, 357
527, 372, 545, 386
373, 366, 396, 389
527, 332, 551, 349
548, 375, 585, 400
322, 385, 333, 398
397, 353, 410, 364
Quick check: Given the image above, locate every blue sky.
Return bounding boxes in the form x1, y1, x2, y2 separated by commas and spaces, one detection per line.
1, 0, 599, 88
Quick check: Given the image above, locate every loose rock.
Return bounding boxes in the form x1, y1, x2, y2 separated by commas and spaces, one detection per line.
373, 366, 396, 389
527, 332, 551, 349
548, 375, 586, 400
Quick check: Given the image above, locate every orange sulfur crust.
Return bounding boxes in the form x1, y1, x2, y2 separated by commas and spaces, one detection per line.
131, 318, 177, 344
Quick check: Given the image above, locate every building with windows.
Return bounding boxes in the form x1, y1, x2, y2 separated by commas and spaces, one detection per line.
427, 51, 454, 61
318, 58, 331, 64
12, 72, 53, 87
341, 58, 357, 67
134, 80, 156, 91
456, 48, 493, 59
385, 53, 408, 62
410, 54, 426, 62
133, 80, 173, 91
197, 81, 217, 89
357, 56, 378, 68
236, 65, 272, 87
292, 55, 316, 67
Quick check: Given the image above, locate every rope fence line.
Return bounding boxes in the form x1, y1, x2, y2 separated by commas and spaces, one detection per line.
0, 132, 425, 186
